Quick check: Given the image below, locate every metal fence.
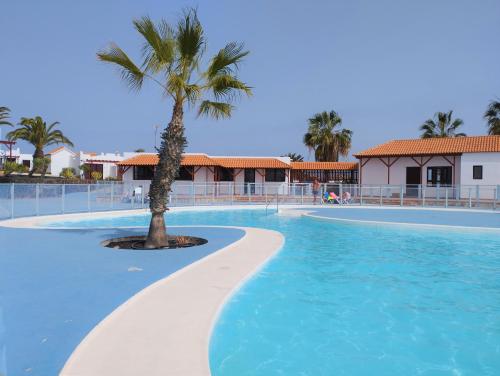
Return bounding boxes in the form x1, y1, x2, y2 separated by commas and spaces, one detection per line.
0, 182, 499, 220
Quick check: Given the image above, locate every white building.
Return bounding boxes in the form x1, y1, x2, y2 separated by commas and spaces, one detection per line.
354, 135, 500, 198
0, 143, 33, 169
46, 146, 80, 176
78, 151, 127, 179
117, 153, 359, 195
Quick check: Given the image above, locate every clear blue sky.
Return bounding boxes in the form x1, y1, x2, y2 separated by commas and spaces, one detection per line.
1, 0, 499, 160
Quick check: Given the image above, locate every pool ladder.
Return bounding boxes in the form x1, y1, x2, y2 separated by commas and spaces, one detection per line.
265, 193, 279, 215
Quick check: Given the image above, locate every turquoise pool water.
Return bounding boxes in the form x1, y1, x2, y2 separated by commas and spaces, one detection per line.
56, 209, 500, 375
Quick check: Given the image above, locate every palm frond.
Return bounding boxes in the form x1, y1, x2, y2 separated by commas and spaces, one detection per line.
134, 16, 175, 73
206, 42, 249, 79
484, 100, 500, 135
0, 106, 13, 127
176, 8, 204, 72
184, 84, 202, 105
420, 112, 464, 138
208, 74, 252, 101
97, 43, 144, 91
197, 100, 233, 119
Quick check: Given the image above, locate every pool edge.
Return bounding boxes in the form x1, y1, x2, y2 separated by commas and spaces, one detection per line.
59, 226, 284, 376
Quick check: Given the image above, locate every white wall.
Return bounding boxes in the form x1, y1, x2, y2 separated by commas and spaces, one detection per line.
460, 153, 500, 186
193, 166, 216, 183
360, 156, 461, 186
49, 149, 79, 176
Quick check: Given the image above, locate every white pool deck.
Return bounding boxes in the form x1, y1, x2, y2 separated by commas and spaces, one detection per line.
2, 204, 499, 375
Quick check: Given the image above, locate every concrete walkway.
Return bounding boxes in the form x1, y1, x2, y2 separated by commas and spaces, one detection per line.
60, 227, 284, 376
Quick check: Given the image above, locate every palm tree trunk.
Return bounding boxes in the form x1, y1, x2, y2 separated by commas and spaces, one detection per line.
31, 147, 44, 176
144, 101, 185, 249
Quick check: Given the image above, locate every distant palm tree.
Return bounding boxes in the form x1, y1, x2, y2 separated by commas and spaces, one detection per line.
303, 111, 352, 162
420, 111, 466, 138
283, 153, 304, 162
0, 107, 13, 128
98, 9, 251, 248
7, 116, 73, 173
484, 100, 500, 135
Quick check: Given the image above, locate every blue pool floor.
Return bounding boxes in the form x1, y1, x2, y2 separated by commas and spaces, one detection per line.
308, 207, 500, 228
0, 225, 244, 376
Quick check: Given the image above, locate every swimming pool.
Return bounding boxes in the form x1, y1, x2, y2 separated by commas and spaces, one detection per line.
49, 208, 500, 375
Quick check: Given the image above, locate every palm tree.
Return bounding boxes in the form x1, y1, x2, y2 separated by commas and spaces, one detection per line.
0, 107, 13, 128
6, 116, 73, 173
303, 111, 352, 162
283, 153, 304, 162
420, 111, 466, 138
484, 100, 500, 135
98, 10, 251, 248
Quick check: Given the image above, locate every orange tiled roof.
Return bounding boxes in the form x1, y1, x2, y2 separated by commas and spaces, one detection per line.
291, 162, 358, 170
47, 146, 64, 154
47, 146, 75, 155
117, 154, 158, 166
213, 157, 291, 169
117, 154, 219, 167
181, 154, 219, 166
354, 136, 500, 158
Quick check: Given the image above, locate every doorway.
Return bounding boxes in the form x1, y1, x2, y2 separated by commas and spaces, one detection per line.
406, 166, 421, 197
244, 169, 255, 194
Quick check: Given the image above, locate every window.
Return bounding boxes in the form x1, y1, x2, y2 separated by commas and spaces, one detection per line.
176, 166, 193, 181
473, 165, 483, 180
218, 167, 234, 182
426, 166, 452, 186
133, 166, 154, 180
265, 169, 286, 182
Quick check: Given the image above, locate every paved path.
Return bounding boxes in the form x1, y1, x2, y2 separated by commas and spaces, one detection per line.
60, 227, 284, 376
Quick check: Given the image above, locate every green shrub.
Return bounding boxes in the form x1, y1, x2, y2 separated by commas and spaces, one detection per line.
91, 171, 103, 180
60, 167, 76, 179
3, 161, 27, 175
33, 157, 50, 174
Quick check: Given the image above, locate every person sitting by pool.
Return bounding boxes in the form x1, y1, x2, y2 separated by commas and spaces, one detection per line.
342, 191, 352, 204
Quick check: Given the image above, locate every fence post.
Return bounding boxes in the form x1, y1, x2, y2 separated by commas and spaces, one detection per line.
476, 185, 480, 207
301, 185, 304, 205
495, 185, 499, 211
35, 183, 40, 216
231, 182, 234, 205
339, 184, 343, 206
192, 183, 195, 206
141, 185, 145, 208
400, 185, 404, 206
110, 182, 114, 209
247, 183, 250, 202
87, 184, 91, 212
10, 183, 14, 219
422, 187, 425, 207
468, 187, 472, 208
62, 184, 65, 214
379, 186, 383, 206
445, 187, 448, 208
359, 185, 363, 206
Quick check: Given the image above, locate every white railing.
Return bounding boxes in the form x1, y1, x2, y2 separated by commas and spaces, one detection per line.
0, 182, 498, 219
